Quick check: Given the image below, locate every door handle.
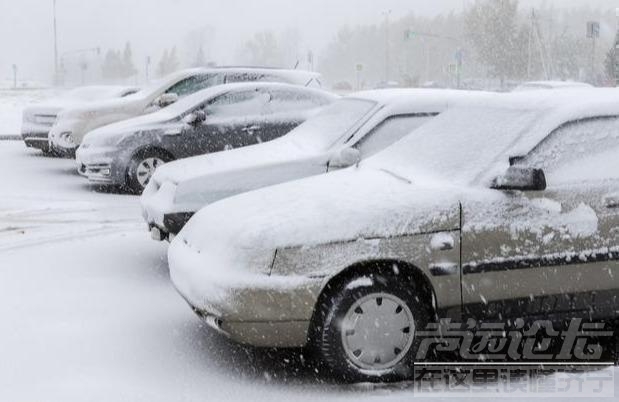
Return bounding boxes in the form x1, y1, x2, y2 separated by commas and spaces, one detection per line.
604, 194, 619, 209
242, 125, 261, 133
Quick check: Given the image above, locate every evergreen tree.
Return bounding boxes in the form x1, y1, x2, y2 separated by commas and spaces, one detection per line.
122, 42, 137, 78
194, 45, 206, 67
465, 0, 526, 88
157, 49, 169, 77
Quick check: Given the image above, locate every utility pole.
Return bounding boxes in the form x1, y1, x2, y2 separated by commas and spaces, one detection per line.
587, 21, 600, 83
53, 0, 59, 85
527, 9, 534, 80
12, 64, 17, 89
146, 56, 151, 82
615, 8, 619, 86
383, 10, 392, 83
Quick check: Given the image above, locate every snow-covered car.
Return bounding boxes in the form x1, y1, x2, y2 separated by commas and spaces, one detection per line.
169, 88, 619, 382
49, 67, 322, 157
21, 85, 139, 154
76, 83, 336, 193
141, 89, 492, 240
512, 80, 593, 92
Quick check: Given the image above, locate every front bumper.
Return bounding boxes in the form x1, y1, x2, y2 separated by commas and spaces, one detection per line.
141, 180, 196, 241
76, 146, 128, 186
168, 237, 324, 348
148, 212, 194, 241
22, 132, 51, 152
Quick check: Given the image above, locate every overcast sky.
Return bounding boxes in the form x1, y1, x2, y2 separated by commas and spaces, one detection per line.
1, 0, 616, 83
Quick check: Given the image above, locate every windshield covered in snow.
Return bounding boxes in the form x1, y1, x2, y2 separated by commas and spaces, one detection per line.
284, 98, 376, 151
366, 106, 545, 186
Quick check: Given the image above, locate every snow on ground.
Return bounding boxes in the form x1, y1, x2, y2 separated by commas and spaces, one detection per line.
1, 142, 617, 401
0, 89, 59, 136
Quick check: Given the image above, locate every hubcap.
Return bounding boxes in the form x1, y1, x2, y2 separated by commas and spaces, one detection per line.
135, 157, 165, 188
341, 292, 415, 371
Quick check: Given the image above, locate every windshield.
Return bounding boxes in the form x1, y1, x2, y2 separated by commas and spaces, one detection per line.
284, 98, 376, 151
365, 106, 545, 186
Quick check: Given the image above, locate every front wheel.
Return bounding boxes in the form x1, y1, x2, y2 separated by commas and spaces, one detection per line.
313, 273, 431, 383
126, 150, 172, 194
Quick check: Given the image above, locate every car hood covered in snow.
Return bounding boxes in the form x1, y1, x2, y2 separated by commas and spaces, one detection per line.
173, 166, 472, 273
157, 137, 310, 181
81, 109, 177, 146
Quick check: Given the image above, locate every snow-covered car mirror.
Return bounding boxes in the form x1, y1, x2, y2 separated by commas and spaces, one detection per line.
182, 110, 207, 125
154, 93, 179, 109
491, 166, 547, 192
328, 147, 361, 169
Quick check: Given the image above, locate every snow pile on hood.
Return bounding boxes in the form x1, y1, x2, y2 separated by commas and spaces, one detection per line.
174, 166, 467, 273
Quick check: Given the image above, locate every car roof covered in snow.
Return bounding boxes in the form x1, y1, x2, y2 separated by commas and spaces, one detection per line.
348, 88, 496, 114
366, 87, 619, 186
162, 82, 337, 116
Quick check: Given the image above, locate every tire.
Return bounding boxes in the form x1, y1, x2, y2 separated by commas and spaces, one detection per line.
125, 149, 172, 194
313, 272, 431, 383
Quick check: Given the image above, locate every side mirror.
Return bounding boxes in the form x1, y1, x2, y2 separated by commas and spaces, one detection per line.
329, 147, 361, 169
491, 166, 547, 191
183, 110, 207, 125
154, 93, 179, 108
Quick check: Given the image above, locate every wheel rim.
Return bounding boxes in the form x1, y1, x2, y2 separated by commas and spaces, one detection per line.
341, 292, 415, 371
135, 157, 165, 188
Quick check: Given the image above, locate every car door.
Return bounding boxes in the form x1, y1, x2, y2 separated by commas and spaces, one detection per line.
461, 116, 619, 320
185, 89, 272, 154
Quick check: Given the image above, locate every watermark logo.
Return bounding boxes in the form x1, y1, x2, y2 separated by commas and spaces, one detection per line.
411, 318, 616, 397
416, 318, 615, 361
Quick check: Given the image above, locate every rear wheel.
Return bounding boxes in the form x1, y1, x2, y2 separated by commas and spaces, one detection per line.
313, 272, 431, 383
126, 149, 172, 194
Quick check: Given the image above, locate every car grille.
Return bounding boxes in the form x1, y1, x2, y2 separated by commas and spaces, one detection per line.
33, 114, 58, 126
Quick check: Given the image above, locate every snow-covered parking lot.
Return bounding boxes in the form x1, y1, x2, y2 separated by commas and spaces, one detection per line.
0, 141, 343, 402
1, 141, 618, 401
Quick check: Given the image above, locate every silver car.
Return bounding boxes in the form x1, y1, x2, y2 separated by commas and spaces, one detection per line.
169, 88, 619, 382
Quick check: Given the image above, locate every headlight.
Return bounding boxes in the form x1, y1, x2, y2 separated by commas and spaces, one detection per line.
57, 132, 75, 147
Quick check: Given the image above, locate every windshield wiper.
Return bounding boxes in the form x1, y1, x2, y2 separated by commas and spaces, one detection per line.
379, 168, 412, 185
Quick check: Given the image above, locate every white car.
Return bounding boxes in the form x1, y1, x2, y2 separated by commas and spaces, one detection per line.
48, 67, 322, 156
21, 85, 138, 154
141, 89, 492, 240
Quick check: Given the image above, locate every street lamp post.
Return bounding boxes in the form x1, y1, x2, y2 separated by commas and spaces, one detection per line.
615, 8, 619, 86
383, 10, 392, 83
12, 64, 18, 89
53, 0, 59, 85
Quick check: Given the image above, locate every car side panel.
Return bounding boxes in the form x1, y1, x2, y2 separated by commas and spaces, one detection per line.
272, 230, 463, 319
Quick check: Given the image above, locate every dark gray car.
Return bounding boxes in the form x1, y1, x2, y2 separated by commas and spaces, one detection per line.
76, 82, 337, 193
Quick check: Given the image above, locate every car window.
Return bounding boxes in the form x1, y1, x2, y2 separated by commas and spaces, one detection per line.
165, 74, 220, 97
520, 116, 619, 185
204, 90, 270, 118
224, 72, 285, 84
353, 114, 436, 158
265, 89, 330, 114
